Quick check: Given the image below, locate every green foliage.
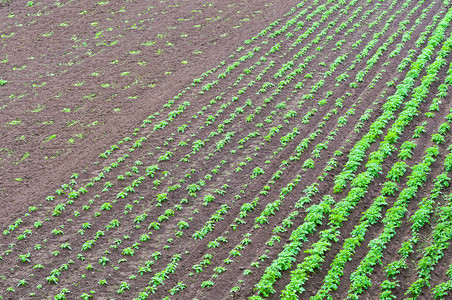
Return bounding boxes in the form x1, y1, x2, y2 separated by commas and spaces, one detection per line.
398, 141, 416, 160
303, 159, 315, 169
381, 181, 398, 196
386, 162, 408, 182
432, 133, 445, 144
251, 167, 265, 179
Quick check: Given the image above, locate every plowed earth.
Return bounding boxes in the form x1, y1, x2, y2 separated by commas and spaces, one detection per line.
1, 0, 452, 299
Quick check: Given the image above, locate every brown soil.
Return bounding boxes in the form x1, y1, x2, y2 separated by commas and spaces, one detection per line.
1, 0, 452, 299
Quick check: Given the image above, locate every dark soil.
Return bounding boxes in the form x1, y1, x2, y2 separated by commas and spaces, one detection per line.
1, 0, 452, 299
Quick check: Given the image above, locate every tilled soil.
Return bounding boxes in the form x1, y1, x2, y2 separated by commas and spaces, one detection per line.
1, 0, 452, 299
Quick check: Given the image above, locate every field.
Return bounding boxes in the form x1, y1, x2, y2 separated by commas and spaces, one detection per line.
2, 0, 452, 299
